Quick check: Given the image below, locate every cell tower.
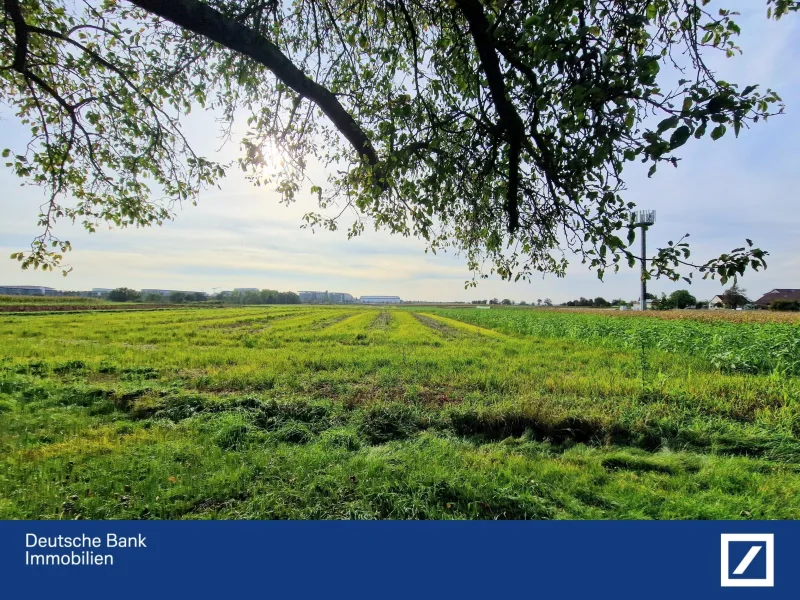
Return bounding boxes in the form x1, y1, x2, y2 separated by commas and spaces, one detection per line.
630, 210, 656, 311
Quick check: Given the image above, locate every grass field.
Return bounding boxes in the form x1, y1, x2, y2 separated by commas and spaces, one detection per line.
1, 306, 799, 519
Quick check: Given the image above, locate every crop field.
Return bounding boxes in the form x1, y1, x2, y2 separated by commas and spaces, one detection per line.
1, 306, 799, 519
0, 295, 191, 313
429, 307, 800, 376
0, 295, 107, 305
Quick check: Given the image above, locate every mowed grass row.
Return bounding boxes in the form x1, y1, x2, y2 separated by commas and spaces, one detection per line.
1, 306, 799, 519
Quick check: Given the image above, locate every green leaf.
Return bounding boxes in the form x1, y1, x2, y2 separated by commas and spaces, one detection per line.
669, 126, 691, 149
657, 116, 679, 133
694, 122, 708, 139
710, 125, 727, 140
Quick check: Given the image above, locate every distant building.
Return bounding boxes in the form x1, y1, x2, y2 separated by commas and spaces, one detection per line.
359, 295, 402, 304
233, 288, 260, 292
91, 288, 113, 297
140, 289, 206, 298
0, 285, 58, 296
710, 295, 725, 309
298, 291, 356, 304
329, 292, 355, 304
754, 289, 800, 308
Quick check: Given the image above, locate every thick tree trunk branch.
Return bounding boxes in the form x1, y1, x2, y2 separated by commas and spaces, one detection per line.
454, 0, 521, 233
5, 0, 29, 71
127, 0, 379, 166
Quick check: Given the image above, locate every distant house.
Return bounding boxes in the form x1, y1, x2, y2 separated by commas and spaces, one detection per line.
0, 285, 58, 296
710, 295, 725, 309
754, 289, 800, 308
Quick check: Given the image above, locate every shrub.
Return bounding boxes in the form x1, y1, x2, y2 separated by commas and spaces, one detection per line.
108, 287, 140, 302
770, 300, 800, 312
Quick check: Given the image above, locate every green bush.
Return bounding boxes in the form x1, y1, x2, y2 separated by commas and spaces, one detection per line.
770, 300, 800, 312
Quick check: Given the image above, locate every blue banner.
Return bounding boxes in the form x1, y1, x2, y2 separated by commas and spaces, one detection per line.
0, 520, 796, 598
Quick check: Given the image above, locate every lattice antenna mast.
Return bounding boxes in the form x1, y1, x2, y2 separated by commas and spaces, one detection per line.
630, 210, 656, 310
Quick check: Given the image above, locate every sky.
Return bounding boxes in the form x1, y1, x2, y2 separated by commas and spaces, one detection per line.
1, 2, 798, 304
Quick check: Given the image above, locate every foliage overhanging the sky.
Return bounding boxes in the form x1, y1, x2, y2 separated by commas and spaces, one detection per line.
1, 0, 797, 283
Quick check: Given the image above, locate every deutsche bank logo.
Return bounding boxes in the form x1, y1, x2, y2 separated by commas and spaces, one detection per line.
720, 534, 774, 587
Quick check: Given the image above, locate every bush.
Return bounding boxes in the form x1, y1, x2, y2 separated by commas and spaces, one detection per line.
108, 287, 140, 302
770, 300, 800, 312
668, 290, 697, 309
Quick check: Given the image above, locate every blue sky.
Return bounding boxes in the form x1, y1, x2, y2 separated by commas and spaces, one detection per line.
1, 2, 798, 303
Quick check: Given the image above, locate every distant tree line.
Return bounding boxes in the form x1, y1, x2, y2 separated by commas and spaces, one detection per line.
107, 288, 209, 303
560, 290, 705, 310
651, 290, 699, 310
222, 289, 300, 305
108, 287, 141, 302
161, 291, 208, 304
106, 287, 301, 305
562, 296, 628, 308
471, 298, 552, 306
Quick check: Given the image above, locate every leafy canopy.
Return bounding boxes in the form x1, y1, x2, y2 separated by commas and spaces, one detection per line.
2, 0, 797, 284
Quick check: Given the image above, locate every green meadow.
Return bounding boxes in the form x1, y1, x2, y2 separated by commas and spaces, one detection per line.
1, 306, 799, 519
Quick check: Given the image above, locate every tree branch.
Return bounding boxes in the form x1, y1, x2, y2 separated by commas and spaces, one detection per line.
127, 0, 379, 166
4, 0, 29, 71
453, 0, 522, 233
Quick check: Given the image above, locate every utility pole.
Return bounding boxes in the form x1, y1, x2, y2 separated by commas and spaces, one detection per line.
630, 210, 656, 310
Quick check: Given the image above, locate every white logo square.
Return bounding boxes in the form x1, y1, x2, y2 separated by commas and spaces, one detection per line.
720, 533, 774, 587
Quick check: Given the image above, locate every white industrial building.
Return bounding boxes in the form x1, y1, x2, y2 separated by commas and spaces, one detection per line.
298, 291, 356, 304
359, 295, 402, 304
0, 285, 59, 296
